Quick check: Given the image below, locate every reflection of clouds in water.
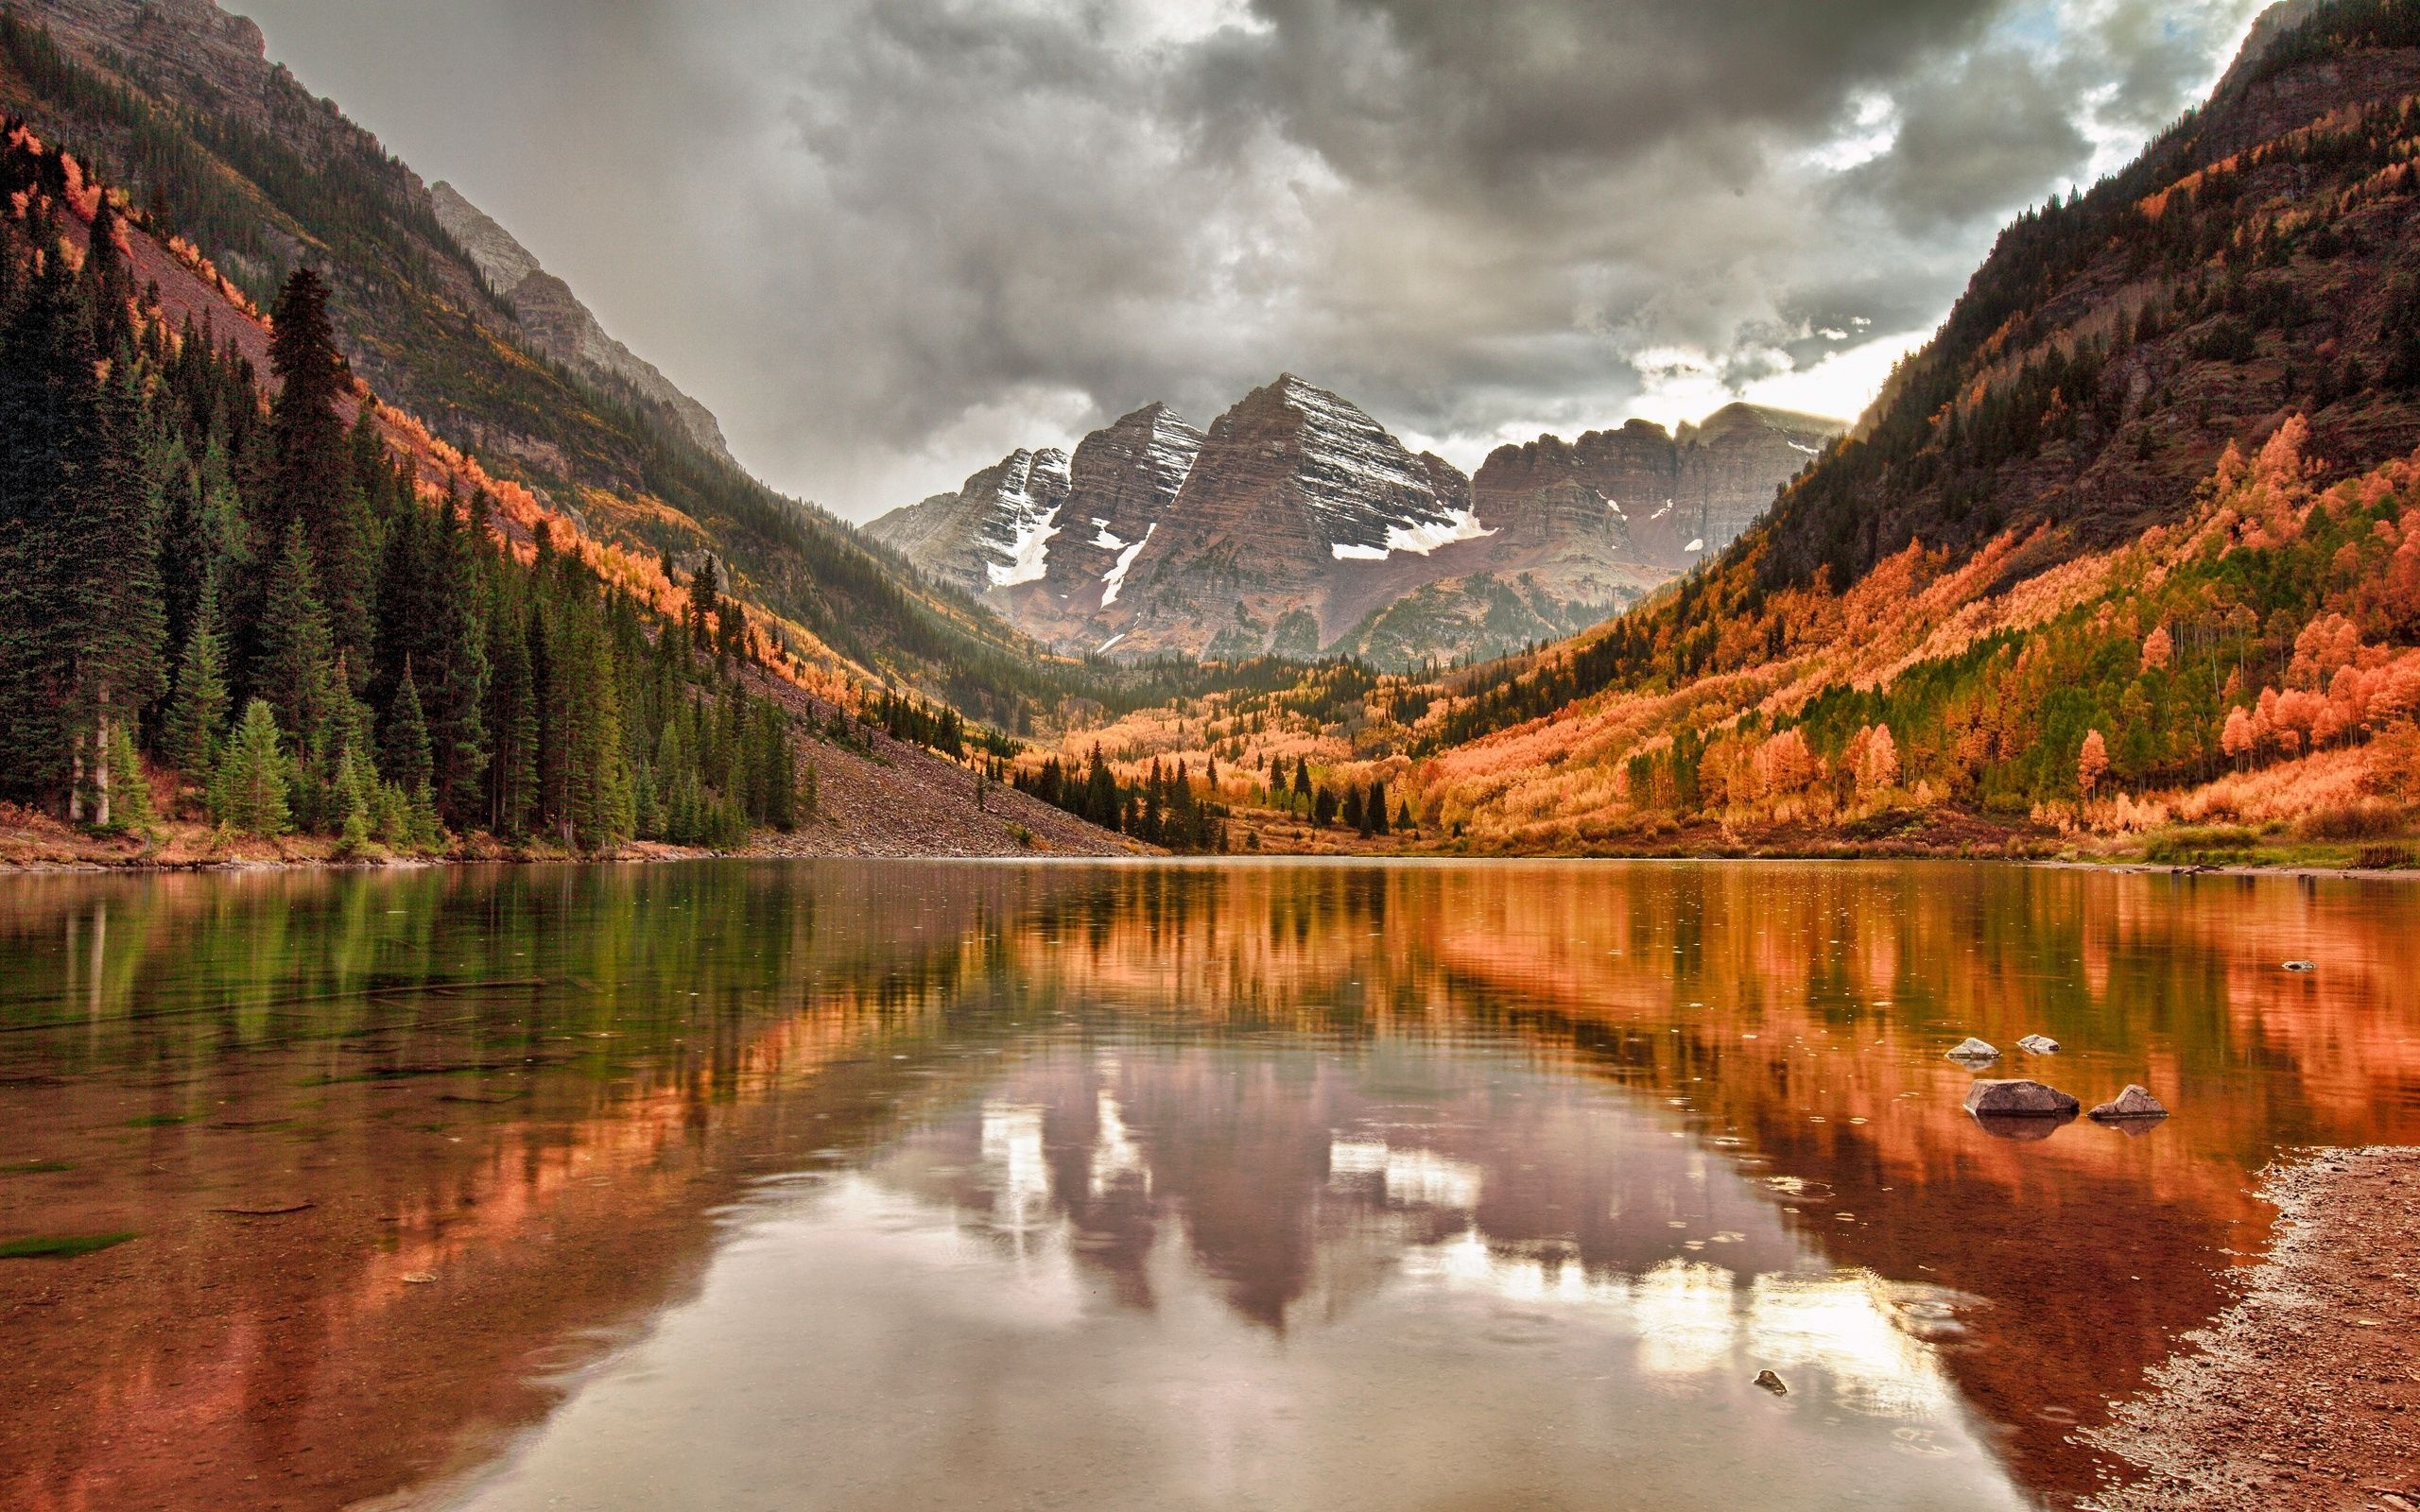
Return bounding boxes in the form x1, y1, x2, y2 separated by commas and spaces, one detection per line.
1404, 1237, 1964, 1423
978, 1102, 1053, 1246
1327, 1140, 1484, 1211
1089, 1085, 1149, 1199
1747, 1272, 1966, 1421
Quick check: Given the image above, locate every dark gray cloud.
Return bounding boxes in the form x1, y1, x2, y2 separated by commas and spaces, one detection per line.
240, 0, 2265, 517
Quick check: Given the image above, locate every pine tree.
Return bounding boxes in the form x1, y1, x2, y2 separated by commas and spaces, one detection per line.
383, 660, 434, 804
83, 196, 133, 355
485, 594, 537, 837
265, 268, 372, 676
103, 720, 157, 839
64, 358, 169, 827
424, 490, 489, 823
1085, 747, 1120, 831
330, 744, 375, 854
0, 235, 99, 810
210, 698, 292, 835
254, 523, 336, 756
164, 579, 232, 782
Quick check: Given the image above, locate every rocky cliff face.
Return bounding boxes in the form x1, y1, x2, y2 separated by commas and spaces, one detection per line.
867, 381, 1838, 666
1090, 376, 1492, 660
863, 447, 1074, 599
1471, 404, 1841, 573
428, 182, 732, 463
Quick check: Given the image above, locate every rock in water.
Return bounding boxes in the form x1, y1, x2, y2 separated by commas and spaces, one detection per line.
1753, 1369, 1788, 1395
2282, 959, 2316, 972
2016, 1034, 2060, 1054
1945, 1037, 1999, 1061
1971, 1111, 2073, 1142
1962, 1079, 2082, 1118
2089, 1085, 2169, 1122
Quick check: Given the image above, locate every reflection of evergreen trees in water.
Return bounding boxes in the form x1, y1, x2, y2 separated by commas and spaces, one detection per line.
0, 128, 807, 851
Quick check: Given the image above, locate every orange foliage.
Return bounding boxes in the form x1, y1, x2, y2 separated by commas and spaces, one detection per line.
2140, 625, 2172, 672
2077, 730, 2110, 797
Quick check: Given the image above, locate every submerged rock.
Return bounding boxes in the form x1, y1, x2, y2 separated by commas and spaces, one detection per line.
2016, 1034, 2061, 1055
1962, 1079, 2082, 1118
1945, 1037, 2000, 1061
2090, 1085, 2170, 1122
1754, 1369, 1788, 1395
1972, 1110, 2075, 1142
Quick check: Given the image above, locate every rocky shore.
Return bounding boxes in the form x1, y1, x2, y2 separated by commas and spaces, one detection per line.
2084, 1148, 2420, 1511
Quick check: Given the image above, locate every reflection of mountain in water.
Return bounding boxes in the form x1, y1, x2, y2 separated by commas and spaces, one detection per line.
872, 1034, 1965, 1428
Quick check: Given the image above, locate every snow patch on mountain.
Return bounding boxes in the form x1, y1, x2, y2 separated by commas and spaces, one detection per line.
1272, 375, 1481, 561
1141, 408, 1203, 500
1101, 523, 1155, 605
977, 448, 1073, 588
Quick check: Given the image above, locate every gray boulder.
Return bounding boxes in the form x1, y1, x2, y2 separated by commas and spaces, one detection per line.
2016, 1034, 2060, 1055
1945, 1037, 1999, 1061
1962, 1079, 2081, 1118
2089, 1085, 2169, 1122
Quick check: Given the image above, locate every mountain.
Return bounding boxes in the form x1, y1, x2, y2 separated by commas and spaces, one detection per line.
0, 1, 1184, 864
427, 180, 733, 465
1030, 0, 2420, 865
1469, 403, 1843, 570
870, 378, 1839, 668
0, 0, 1112, 731
865, 445, 1077, 598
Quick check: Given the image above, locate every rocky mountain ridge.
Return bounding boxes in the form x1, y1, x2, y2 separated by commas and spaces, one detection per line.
872, 379, 1841, 667
429, 181, 733, 463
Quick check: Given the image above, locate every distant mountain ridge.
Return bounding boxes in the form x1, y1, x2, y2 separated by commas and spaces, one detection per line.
428, 180, 733, 464
870, 378, 1841, 667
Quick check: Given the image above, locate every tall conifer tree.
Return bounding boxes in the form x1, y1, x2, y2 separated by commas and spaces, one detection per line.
266, 267, 372, 679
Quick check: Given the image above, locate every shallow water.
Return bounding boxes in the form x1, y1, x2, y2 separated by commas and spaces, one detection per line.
2, 860, 2415, 1511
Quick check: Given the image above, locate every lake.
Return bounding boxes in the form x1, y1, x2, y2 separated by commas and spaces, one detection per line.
2, 860, 2414, 1510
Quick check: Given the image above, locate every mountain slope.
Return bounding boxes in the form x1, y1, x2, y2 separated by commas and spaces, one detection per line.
0, 0, 1092, 729
1018, 0, 2420, 863
427, 180, 733, 465
1387, 0, 2420, 850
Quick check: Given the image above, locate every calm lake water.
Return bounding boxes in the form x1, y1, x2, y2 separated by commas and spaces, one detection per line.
3, 860, 2416, 1511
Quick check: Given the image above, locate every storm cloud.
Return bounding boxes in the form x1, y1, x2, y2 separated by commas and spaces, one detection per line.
242, 0, 2265, 518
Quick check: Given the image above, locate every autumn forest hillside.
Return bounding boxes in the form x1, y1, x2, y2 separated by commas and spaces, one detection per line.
1028, 0, 2420, 867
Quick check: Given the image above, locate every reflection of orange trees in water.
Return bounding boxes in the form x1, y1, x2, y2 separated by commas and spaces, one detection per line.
954, 864, 2420, 1191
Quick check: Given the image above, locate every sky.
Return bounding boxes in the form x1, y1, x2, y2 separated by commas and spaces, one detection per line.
239, 0, 2271, 521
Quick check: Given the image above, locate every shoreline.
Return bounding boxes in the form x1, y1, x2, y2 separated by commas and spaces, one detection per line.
2083, 1147, 2420, 1511
2, 838, 2415, 881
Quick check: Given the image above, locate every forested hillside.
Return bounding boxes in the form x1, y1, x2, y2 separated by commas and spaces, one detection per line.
0, 2, 1175, 728
1014, 1, 2420, 865
0, 120, 820, 855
